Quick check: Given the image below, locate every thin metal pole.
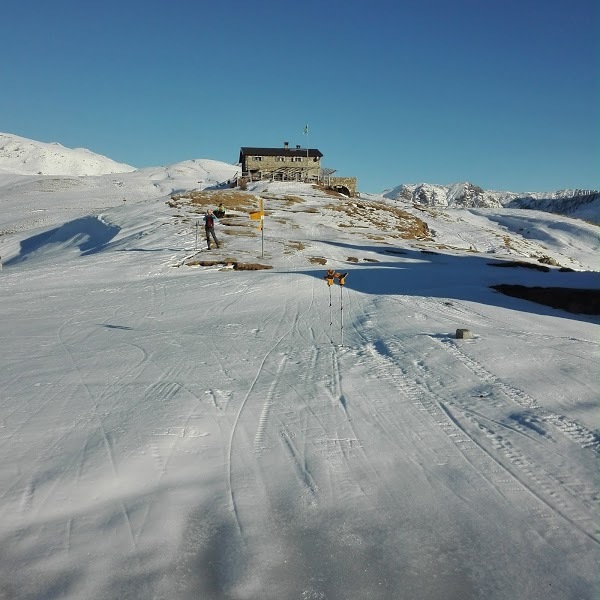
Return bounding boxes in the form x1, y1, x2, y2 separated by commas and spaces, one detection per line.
329, 285, 333, 341
305, 124, 309, 181
306, 132, 309, 180
260, 198, 264, 258
340, 284, 344, 347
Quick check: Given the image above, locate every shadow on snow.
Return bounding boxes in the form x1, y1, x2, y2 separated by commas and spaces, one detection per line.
5, 216, 121, 265
301, 240, 600, 324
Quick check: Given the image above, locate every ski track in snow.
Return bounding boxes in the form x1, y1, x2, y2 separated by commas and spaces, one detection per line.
350, 294, 599, 545
225, 271, 598, 584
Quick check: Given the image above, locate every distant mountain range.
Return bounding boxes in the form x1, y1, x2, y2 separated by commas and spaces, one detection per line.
383, 182, 600, 224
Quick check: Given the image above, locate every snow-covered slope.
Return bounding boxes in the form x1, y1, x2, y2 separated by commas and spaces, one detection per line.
1, 150, 599, 599
0, 132, 136, 176
139, 159, 240, 194
506, 189, 600, 223
0, 156, 239, 248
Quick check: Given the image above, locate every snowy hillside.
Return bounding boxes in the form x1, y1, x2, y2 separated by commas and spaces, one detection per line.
506, 189, 600, 224
0, 132, 136, 176
1, 142, 599, 599
385, 181, 600, 224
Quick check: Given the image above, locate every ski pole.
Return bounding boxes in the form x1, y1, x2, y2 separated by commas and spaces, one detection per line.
340, 284, 344, 347
324, 270, 336, 343
329, 285, 333, 341
338, 273, 347, 348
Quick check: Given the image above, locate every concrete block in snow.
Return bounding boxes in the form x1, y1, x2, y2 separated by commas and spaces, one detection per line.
456, 328, 474, 339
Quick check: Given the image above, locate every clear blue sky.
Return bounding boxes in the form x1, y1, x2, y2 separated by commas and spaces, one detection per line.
2, 0, 598, 193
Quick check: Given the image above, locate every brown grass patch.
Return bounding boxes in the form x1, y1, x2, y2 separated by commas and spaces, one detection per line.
308, 257, 327, 265
281, 195, 305, 204
219, 218, 258, 229
223, 228, 258, 238
169, 190, 259, 212
347, 257, 359, 263
338, 222, 368, 228
184, 258, 271, 270
413, 205, 454, 221
286, 241, 306, 251
312, 184, 344, 198
185, 260, 223, 267
218, 220, 258, 238
325, 200, 431, 240
234, 263, 272, 271
363, 258, 380, 262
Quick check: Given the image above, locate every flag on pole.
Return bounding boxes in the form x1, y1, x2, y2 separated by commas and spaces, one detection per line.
304, 124, 309, 135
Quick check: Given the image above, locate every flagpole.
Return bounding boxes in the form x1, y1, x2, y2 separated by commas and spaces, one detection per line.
304, 123, 309, 181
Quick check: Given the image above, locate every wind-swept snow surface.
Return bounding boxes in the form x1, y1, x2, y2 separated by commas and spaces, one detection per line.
0, 132, 136, 176
1, 166, 599, 599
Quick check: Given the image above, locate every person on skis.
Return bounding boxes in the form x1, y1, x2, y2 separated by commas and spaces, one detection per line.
203, 209, 219, 250
215, 203, 225, 218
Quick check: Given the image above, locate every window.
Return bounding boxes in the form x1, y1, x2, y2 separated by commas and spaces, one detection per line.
275, 156, 286, 162
292, 156, 303, 162
252, 156, 263, 161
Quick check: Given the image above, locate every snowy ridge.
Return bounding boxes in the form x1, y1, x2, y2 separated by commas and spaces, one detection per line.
0, 132, 136, 176
384, 182, 516, 208
139, 159, 240, 193
385, 181, 600, 223
506, 189, 600, 223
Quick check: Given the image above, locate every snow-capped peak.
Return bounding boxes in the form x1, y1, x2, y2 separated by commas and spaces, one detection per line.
383, 181, 515, 208
0, 132, 136, 176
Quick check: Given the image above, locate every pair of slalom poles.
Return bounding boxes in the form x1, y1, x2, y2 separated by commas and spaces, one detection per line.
324, 270, 348, 347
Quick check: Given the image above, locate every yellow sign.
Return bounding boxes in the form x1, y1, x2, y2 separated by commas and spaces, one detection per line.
324, 270, 348, 286
249, 211, 264, 220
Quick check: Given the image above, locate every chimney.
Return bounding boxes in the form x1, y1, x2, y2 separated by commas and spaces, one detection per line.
296, 145, 301, 149
284, 141, 289, 149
